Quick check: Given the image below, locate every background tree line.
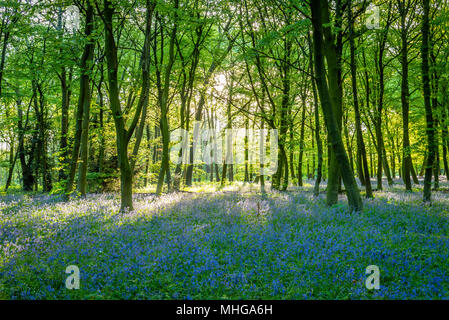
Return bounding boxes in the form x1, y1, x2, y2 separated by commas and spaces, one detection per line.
0, 0, 447, 212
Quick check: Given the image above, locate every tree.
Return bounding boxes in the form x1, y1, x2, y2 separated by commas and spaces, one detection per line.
348, 0, 373, 198
421, 0, 436, 203
101, 0, 154, 211
155, 0, 179, 195
65, 3, 95, 199
396, 0, 418, 191
310, 0, 363, 212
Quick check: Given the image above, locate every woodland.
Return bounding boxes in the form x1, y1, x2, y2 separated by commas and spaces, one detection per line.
0, 0, 448, 300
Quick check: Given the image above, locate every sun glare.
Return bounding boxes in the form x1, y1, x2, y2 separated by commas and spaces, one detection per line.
214, 73, 227, 93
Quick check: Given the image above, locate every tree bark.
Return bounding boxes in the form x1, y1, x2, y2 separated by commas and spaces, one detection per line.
421, 0, 435, 203
103, 0, 153, 210
348, 2, 373, 198
311, 0, 363, 212
57, 7, 71, 182
398, 1, 413, 191
321, 0, 343, 206
65, 4, 95, 199
155, 0, 178, 195
310, 38, 323, 197
297, 101, 306, 187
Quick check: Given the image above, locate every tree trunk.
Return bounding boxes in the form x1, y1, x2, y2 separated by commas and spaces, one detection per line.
77, 71, 92, 197
244, 118, 249, 183
442, 91, 449, 180
103, 0, 154, 210
311, 0, 363, 212
421, 0, 435, 203
143, 124, 151, 187
65, 4, 95, 199
381, 138, 394, 186
155, 0, 178, 195
57, 8, 71, 182
297, 102, 306, 187
32, 80, 52, 192
399, 4, 413, 191
4, 142, 17, 191
310, 40, 323, 197
16, 93, 35, 191
321, 0, 343, 206
97, 74, 105, 174
348, 2, 373, 198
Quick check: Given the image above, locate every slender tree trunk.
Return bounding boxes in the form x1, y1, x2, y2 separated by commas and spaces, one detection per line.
343, 114, 354, 173
173, 67, 187, 191
221, 75, 234, 186
411, 160, 419, 183
213, 112, 220, 182
130, 1, 155, 174
441, 81, 449, 180
421, 0, 435, 203
430, 50, 440, 190
399, 4, 413, 191
97, 74, 105, 174
375, 83, 384, 190
369, 135, 373, 178
289, 114, 295, 183
381, 138, 394, 185
0, 10, 16, 98
311, 50, 323, 197
244, 118, 249, 183
4, 142, 17, 191
57, 8, 71, 182
419, 155, 426, 177
441, 92, 449, 180
32, 80, 52, 192
156, 0, 178, 195
348, 2, 372, 198
143, 124, 151, 187
65, 4, 95, 199
77, 71, 93, 197
17, 93, 35, 191
58, 67, 71, 182
298, 101, 306, 187
260, 120, 265, 193
280, 40, 291, 191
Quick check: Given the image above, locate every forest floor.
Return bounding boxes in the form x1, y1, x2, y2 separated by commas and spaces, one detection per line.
1, 179, 449, 299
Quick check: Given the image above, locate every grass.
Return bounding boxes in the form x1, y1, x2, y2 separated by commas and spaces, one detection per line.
1, 180, 449, 300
